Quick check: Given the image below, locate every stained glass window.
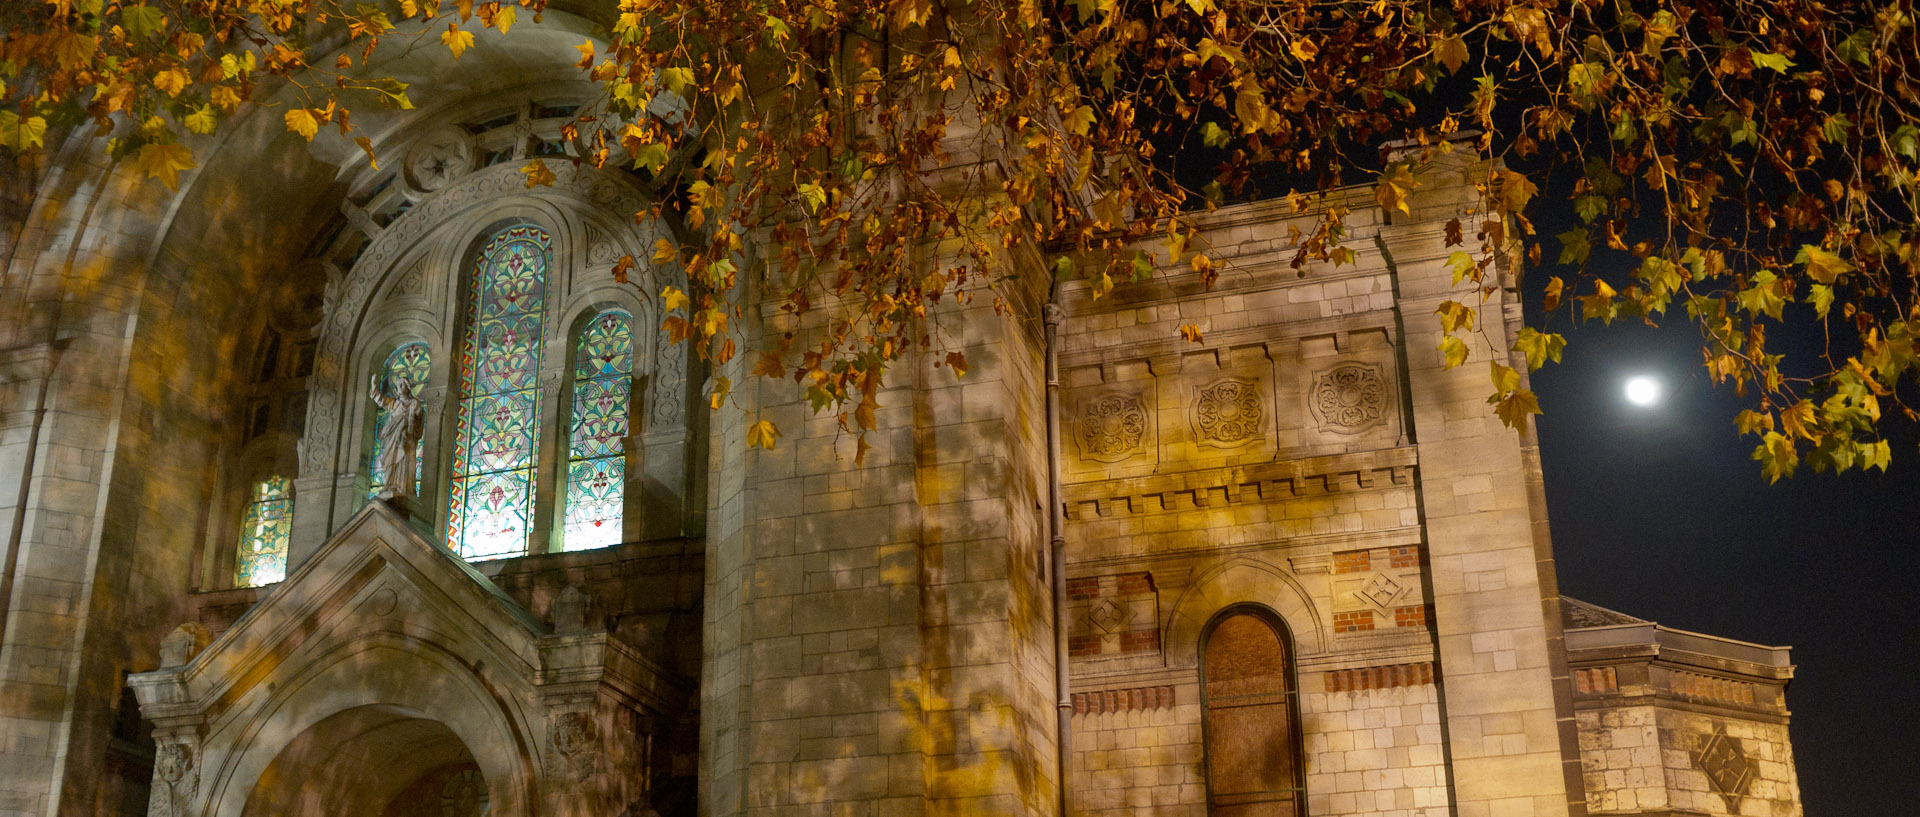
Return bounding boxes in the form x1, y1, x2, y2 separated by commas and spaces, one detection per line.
563, 310, 632, 551
235, 476, 292, 587
369, 342, 432, 499
449, 225, 550, 559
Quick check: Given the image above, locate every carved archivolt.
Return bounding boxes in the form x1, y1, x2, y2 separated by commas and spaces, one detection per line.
1310, 362, 1388, 434
1192, 378, 1263, 447
1076, 393, 1149, 462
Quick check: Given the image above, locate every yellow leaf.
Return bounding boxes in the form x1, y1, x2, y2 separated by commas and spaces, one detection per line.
132, 141, 196, 190
1375, 164, 1418, 216
182, 106, 217, 135
653, 239, 679, 264
1779, 399, 1818, 441
493, 4, 516, 33
1438, 335, 1469, 369
1489, 361, 1522, 393
1289, 38, 1318, 62
709, 376, 731, 410
1799, 245, 1851, 284
1493, 389, 1542, 432
1065, 105, 1096, 136
284, 108, 320, 140
753, 353, 786, 379
152, 67, 189, 97
1434, 300, 1476, 333
945, 351, 969, 377
747, 420, 781, 450
661, 285, 690, 312
353, 136, 378, 168
0, 112, 49, 151
442, 25, 475, 59
1432, 35, 1468, 73
1543, 276, 1564, 311
520, 159, 556, 187
1179, 324, 1205, 343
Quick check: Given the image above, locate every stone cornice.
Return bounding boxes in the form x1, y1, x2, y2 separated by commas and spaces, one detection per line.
1063, 446, 1417, 521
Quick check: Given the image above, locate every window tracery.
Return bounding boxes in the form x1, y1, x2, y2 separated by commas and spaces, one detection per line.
563, 310, 633, 551
449, 224, 551, 560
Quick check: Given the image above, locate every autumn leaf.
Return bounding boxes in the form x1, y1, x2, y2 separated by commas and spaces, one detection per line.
132, 142, 196, 189
945, 351, 969, 377
284, 108, 320, 140
747, 420, 781, 450
1065, 105, 1096, 136
121, 4, 165, 40
353, 136, 378, 169
520, 159, 556, 187
1375, 164, 1418, 216
1493, 388, 1543, 432
661, 285, 690, 312
1512, 328, 1566, 371
1431, 35, 1468, 73
1752, 431, 1798, 483
1446, 251, 1478, 285
442, 25, 476, 59
1779, 399, 1818, 441
753, 353, 786, 379
152, 68, 189, 98
1179, 324, 1205, 343
182, 106, 218, 135
1288, 38, 1318, 62
1543, 277, 1564, 311
1797, 245, 1850, 284
1490, 167, 1538, 213
611, 254, 636, 283
1434, 300, 1476, 333
0, 112, 48, 151
1438, 335, 1469, 369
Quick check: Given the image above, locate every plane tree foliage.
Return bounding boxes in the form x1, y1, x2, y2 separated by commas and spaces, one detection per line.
4, 0, 1917, 477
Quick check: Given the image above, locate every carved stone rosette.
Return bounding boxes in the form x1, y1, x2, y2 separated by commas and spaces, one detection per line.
1311, 362, 1387, 434
1075, 393, 1149, 463
1192, 378, 1263, 447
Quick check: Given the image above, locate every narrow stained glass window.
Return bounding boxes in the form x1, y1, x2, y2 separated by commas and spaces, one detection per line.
235, 477, 292, 587
563, 310, 632, 551
449, 225, 550, 559
369, 342, 432, 499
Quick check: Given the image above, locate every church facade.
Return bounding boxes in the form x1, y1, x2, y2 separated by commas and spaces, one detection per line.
0, 10, 1802, 817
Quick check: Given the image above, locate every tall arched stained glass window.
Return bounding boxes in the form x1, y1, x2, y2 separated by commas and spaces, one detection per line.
563, 310, 633, 551
449, 225, 550, 559
369, 342, 432, 499
235, 477, 293, 587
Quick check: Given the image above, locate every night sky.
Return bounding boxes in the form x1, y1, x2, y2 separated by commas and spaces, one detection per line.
1525, 306, 1920, 815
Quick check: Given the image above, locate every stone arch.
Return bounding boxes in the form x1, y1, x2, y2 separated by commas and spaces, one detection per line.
199, 631, 540, 817
1165, 556, 1326, 663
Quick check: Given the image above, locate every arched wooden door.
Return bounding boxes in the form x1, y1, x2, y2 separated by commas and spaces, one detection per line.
1200, 608, 1303, 817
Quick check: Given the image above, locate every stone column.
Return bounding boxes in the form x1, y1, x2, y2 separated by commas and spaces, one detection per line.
1379, 153, 1580, 817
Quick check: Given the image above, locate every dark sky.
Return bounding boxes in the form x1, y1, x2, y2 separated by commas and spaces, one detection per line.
1526, 310, 1920, 815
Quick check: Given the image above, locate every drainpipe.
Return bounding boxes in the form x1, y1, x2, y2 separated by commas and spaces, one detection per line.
1043, 293, 1072, 817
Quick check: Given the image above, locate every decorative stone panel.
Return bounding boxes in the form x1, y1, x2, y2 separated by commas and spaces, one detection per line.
1070, 685, 1174, 715
1323, 661, 1435, 692
1310, 361, 1388, 434
1693, 724, 1756, 811
1074, 392, 1151, 463
1066, 572, 1160, 660
1190, 377, 1263, 448
1332, 544, 1426, 629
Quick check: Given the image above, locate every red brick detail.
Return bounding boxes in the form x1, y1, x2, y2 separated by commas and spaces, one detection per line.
1332, 550, 1373, 574
1393, 604, 1431, 627
1066, 577, 1101, 600
1332, 610, 1375, 633
1071, 685, 1175, 715
1574, 667, 1619, 694
1672, 671, 1756, 704
1324, 662, 1435, 692
1119, 628, 1160, 653
1389, 546, 1422, 568
1068, 635, 1103, 657
1115, 573, 1155, 595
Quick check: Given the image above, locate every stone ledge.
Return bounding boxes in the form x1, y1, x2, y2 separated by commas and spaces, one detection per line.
1064, 446, 1418, 521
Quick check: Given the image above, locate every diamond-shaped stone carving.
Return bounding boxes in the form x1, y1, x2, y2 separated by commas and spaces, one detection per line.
1089, 598, 1131, 633
1693, 725, 1755, 811
1359, 573, 1405, 609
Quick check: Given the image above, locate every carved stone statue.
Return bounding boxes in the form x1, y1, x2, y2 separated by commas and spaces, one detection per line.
370, 374, 425, 503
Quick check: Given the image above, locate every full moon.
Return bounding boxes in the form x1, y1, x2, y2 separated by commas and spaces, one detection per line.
1624, 376, 1661, 406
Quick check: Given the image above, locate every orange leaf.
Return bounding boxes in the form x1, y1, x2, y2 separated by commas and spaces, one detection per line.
1179, 324, 1205, 343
